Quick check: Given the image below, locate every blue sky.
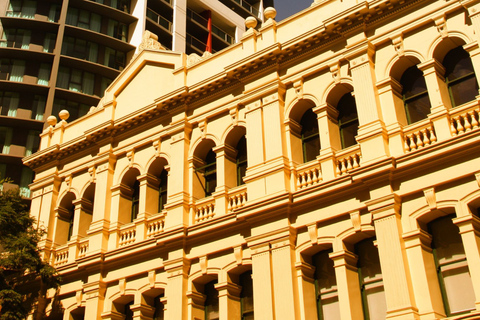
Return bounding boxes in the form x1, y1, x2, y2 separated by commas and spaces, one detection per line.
274, 0, 313, 21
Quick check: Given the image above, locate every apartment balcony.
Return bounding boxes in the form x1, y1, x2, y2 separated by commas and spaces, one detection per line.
60, 55, 121, 80
0, 15, 59, 33
186, 9, 235, 46
69, 0, 137, 24
64, 24, 136, 53
218, 0, 260, 19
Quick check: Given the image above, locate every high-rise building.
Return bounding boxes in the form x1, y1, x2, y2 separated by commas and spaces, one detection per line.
25, 0, 480, 319
0, 0, 269, 198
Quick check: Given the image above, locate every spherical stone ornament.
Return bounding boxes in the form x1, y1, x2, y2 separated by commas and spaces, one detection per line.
47, 115, 57, 127
59, 109, 70, 121
264, 7, 277, 20
245, 16, 257, 29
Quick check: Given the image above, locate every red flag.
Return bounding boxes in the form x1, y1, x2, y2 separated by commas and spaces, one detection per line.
206, 10, 212, 53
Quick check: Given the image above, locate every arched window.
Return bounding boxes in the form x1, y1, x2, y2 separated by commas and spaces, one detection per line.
158, 170, 168, 212
236, 136, 247, 186
204, 280, 219, 320
443, 46, 479, 107
300, 108, 320, 162
337, 92, 359, 149
67, 204, 74, 241
428, 215, 475, 316
313, 249, 339, 319
401, 66, 431, 124
240, 270, 254, 319
356, 237, 386, 320
195, 148, 217, 197
130, 180, 140, 221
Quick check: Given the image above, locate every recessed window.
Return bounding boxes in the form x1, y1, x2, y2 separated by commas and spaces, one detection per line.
236, 136, 247, 186
444, 46, 479, 107
401, 66, 431, 124
337, 93, 359, 149
300, 108, 320, 162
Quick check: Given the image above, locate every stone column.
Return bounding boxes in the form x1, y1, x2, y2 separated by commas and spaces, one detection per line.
212, 144, 236, 216
215, 282, 241, 320
376, 78, 406, 157
315, 103, 341, 181
135, 173, 159, 241
87, 154, 115, 254
348, 42, 389, 164
251, 244, 275, 319
403, 229, 446, 318
164, 258, 190, 320
454, 214, 480, 311
84, 281, 106, 319
271, 238, 299, 320
295, 262, 316, 320
369, 195, 419, 319
130, 303, 154, 320
418, 59, 452, 142
464, 42, 480, 94
330, 250, 364, 320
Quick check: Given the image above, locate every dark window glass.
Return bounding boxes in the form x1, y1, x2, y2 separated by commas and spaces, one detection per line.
444, 46, 479, 107
236, 136, 247, 186
337, 93, 359, 149
205, 280, 219, 320
401, 66, 431, 124
67, 204, 75, 241
153, 294, 164, 320
240, 271, 254, 320
158, 170, 168, 212
131, 180, 140, 221
301, 109, 320, 162
124, 301, 133, 320
196, 149, 216, 197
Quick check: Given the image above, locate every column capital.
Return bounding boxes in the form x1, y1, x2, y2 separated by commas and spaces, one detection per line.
366, 193, 401, 220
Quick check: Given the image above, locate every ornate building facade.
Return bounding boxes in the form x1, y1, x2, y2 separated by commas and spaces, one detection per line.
0, 0, 268, 198
25, 0, 480, 319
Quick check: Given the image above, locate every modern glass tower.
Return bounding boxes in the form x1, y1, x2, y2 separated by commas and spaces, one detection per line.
0, 0, 270, 198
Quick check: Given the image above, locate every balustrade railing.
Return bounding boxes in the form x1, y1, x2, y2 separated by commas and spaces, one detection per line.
78, 239, 89, 258
147, 215, 165, 238
403, 121, 437, 152
119, 225, 136, 247
194, 198, 215, 224
335, 146, 361, 176
449, 102, 480, 136
54, 245, 69, 267
296, 161, 322, 190
228, 186, 247, 212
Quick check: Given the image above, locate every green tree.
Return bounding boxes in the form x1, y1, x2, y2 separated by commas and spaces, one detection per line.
0, 189, 59, 319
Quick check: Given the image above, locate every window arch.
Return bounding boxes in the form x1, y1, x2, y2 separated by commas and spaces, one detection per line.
400, 65, 431, 124
204, 279, 219, 320
148, 157, 169, 213
158, 169, 168, 212
428, 214, 475, 316
235, 136, 247, 186
192, 139, 217, 198
118, 168, 140, 224
300, 108, 320, 162
337, 92, 359, 149
56, 191, 76, 244
443, 46, 479, 107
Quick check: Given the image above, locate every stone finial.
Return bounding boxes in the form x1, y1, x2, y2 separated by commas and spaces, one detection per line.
59, 109, 70, 121
47, 115, 57, 127
245, 16, 257, 29
264, 7, 277, 20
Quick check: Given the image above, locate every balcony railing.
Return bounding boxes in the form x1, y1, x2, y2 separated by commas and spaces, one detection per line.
403, 120, 437, 153
296, 161, 322, 190
53, 245, 69, 267
118, 224, 136, 247
229, 0, 259, 16
227, 185, 247, 212
146, 8, 172, 32
146, 214, 165, 238
194, 197, 216, 224
335, 145, 362, 176
449, 101, 480, 136
187, 9, 234, 45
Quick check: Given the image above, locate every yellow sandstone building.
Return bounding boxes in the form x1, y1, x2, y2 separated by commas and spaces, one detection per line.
24, 0, 480, 319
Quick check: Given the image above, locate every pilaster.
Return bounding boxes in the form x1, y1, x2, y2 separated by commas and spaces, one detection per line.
215, 282, 241, 320
164, 257, 190, 320
250, 243, 275, 319
84, 281, 107, 319
369, 195, 419, 319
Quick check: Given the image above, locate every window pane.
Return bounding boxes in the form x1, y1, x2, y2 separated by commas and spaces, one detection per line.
405, 94, 431, 124
449, 76, 479, 107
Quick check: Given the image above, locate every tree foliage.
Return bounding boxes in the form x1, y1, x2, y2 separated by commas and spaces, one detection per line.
0, 189, 59, 319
